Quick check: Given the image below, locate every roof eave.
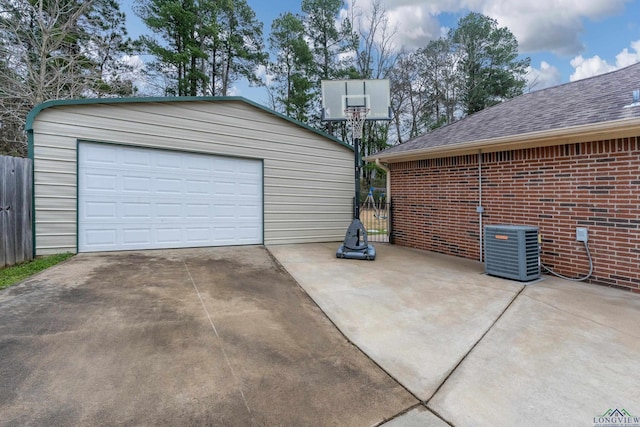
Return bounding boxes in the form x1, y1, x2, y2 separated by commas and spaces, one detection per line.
26, 96, 353, 156
367, 117, 640, 163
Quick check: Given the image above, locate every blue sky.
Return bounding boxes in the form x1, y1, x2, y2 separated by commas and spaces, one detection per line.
121, 0, 640, 102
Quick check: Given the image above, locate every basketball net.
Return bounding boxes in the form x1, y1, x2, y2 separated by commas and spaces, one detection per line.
344, 107, 370, 140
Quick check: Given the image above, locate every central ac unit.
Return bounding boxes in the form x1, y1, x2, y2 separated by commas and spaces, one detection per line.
485, 225, 540, 281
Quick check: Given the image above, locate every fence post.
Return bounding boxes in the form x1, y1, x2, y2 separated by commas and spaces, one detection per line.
388, 198, 393, 244
1, 155, 33, 268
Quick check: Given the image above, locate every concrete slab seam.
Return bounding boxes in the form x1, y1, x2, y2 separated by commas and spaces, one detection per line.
424, 404, 456, 427
371, 403, 422, 427
425, 284, 527, 410
265, 247, 424, 403
373, 402, 453, 427
182, 260, 254, 420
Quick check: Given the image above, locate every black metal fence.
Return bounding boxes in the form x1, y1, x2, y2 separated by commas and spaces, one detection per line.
1, 155, 33, 268
360, 201, 391, 243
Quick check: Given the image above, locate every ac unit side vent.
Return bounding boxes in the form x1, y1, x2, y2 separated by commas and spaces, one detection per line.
485, 225, 540, 282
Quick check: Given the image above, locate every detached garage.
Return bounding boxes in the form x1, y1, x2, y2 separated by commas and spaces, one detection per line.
27, 97, 354, 255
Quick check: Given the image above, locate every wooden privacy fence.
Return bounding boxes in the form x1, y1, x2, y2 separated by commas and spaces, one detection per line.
1, 155, 33, 268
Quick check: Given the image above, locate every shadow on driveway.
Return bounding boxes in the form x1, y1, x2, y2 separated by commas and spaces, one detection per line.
0, 246, 416, 426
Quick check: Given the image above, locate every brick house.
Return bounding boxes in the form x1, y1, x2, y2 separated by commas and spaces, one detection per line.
368, 63, 640, 292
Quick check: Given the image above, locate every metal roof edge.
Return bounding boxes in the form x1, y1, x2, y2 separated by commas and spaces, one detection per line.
366, 117, 640, 163
25, 96, 352, 151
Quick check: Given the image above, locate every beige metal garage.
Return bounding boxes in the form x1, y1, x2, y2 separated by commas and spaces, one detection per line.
27, 97, 354, 255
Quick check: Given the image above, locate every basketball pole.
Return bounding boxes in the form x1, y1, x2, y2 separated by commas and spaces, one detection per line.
354, 133, 361, 219
346, 107, 368, 220
320, 79, 389, 261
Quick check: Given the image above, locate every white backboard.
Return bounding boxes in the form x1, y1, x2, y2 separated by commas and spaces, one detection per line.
321, 79, 391, 121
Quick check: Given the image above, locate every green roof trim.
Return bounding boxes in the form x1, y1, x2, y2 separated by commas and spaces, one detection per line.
26, 96, 352, 157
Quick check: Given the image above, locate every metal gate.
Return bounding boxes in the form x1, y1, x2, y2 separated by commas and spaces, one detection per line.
359, 201, 391, 243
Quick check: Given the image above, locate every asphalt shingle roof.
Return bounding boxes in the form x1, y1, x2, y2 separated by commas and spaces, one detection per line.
377, 62, 640, 157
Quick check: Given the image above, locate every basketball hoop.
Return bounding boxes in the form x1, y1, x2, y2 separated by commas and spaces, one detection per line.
344, 107, 370, 141
319, 79, 390, 261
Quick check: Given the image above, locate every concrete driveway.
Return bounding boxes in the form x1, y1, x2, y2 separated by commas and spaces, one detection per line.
270, 243, 640, 427
0, 246, 416, 426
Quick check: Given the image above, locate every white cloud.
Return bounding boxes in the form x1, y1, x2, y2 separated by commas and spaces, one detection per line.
343, 0, 443, 50
569, 39, 640, 81
344, 0, 628, 55
255, 64, 276, 87
484, 0, 627, 55
384, 5, 441, 49
117, 54, 147, 91
526, 61, 563, 91
615, 40, 640, 67
120, 54, 145, 72
569, 55, 616, 81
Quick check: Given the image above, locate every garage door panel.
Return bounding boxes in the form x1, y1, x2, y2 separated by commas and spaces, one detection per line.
215, 157, 237, 173
215, 181, 237, 195
156, 227, 182, 244
239, 204, 260, 219
214, 227, 238, 243
81, 145, 117, 166
186, 227, 211, 242
186, 203, 210, 218
122, 202, 151, 219
156, 203, 181, 219
186, 179, 210, 195
79, 143, 262, 252
84, 229, 118, 248
85, 201, 117, 219
122, 150, 151, 167
239, 183, 259, 196
122, 175, 152, 192
122, 228, 151, 245
84, 173, 118, 192
155, 152, 181, 170
156, 178, 182, 194
185, 156, 211, 172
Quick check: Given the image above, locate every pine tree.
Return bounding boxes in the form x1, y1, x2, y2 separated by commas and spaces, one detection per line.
268, 12, 314, 122
452, 12, 529, 115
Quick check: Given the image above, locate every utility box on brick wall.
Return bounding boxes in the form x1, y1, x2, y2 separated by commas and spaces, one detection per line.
485, 225, 540, 282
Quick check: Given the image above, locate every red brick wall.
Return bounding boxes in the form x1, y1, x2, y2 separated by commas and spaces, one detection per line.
389, 137, 640, 293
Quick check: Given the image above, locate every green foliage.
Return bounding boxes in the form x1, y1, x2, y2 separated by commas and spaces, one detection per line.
302, 0, 357, 81
135, 0, 266, 97
390, 11, 530, 142
87, 0, 136, 97
269, 12, 314, 122
137, 0, 206, 96
216, 0, 267, 95
0, 253, 74, 290
452, 12, 530, 115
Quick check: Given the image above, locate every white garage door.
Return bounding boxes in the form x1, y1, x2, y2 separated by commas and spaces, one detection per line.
78, 142, 263, 252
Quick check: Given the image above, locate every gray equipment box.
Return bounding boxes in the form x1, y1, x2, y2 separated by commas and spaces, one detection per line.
485, 225, 540, 281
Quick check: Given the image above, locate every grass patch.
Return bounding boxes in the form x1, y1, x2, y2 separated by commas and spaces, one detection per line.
0, 253, 74, 290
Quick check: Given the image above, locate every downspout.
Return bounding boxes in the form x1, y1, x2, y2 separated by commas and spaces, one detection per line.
375, 158, 391, 240
375, 159, 391, 202
478, 151, 484, 263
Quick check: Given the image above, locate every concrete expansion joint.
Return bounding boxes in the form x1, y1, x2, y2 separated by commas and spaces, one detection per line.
424, 404, 455, 426
372, 403, 423, 427
182, 260, 254, 419
424, 285, 527, 406
264, 248, 426, 418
